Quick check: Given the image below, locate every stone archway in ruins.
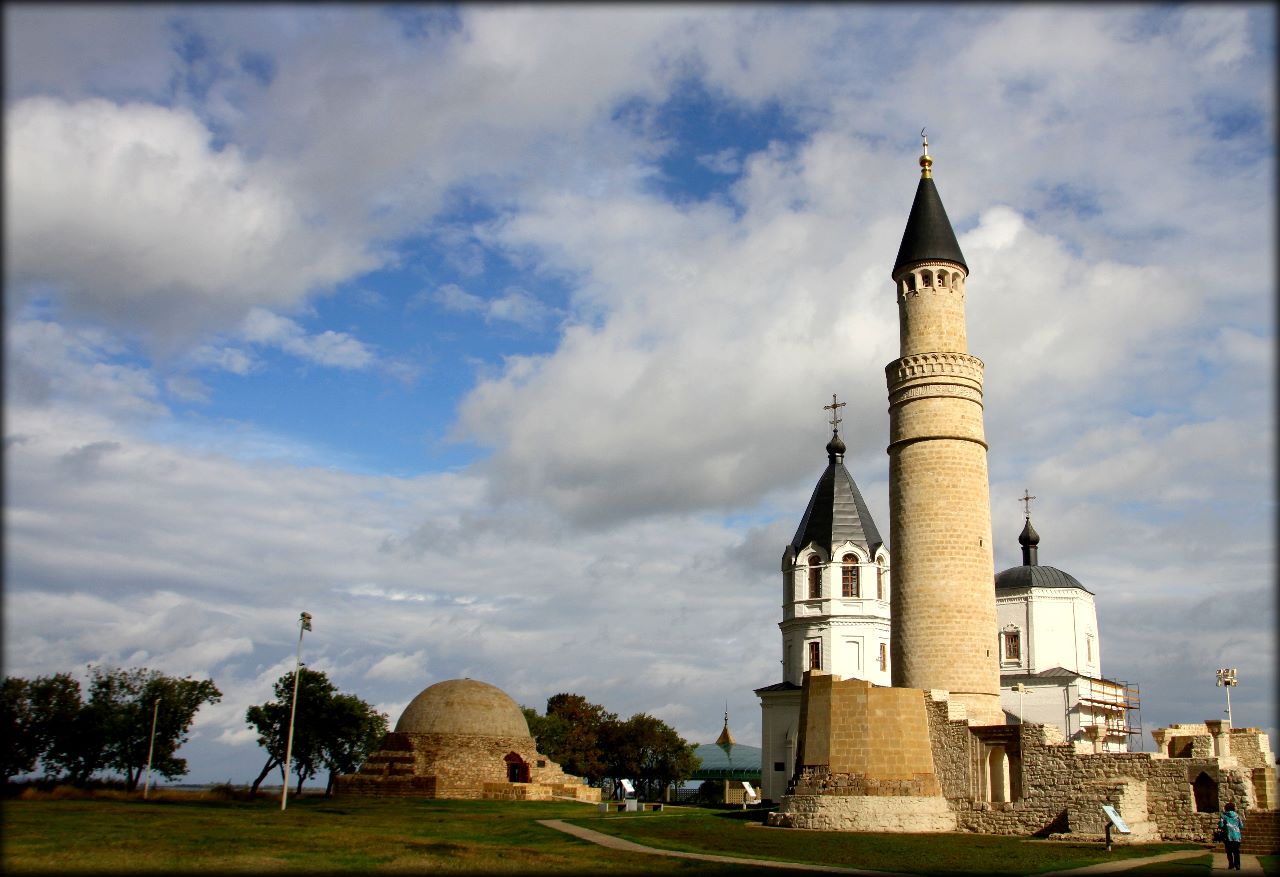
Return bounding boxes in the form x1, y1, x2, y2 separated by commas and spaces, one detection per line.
1191, 771, 1218, 812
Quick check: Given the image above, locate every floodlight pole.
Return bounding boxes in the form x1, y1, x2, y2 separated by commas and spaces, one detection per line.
143, 698, 160, 799
1216, 668, 1238, 727
281, 612, 312, 811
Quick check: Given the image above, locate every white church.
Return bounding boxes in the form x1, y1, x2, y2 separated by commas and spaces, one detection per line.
755, 418, 1139, 802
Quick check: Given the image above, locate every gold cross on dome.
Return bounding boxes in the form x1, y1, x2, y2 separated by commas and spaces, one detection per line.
1020, 489, 1036, 518
824, 394, 846, 432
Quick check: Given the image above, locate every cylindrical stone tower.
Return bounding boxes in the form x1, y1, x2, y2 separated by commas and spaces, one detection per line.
884, 136, 1002, 725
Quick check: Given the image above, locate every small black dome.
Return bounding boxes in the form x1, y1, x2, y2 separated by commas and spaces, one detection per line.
826, 432, 846, 460
1019, 518, 1040, 547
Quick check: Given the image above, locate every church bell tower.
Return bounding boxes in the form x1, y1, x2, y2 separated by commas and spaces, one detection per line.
885, 134, 1002, 725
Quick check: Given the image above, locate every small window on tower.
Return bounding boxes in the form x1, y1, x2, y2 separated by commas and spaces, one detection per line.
878, 643, 888, 672
842, 554, 859, 597
1004, 631, 1021, 661
808, 641, 821, 671
876, 557, 887, 600
808, 556, 822, 599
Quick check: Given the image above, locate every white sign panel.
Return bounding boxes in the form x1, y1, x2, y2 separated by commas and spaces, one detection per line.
1101, 805, 1131, 833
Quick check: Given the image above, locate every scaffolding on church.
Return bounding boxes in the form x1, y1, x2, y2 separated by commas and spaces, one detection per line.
1072, 677, 1142, 752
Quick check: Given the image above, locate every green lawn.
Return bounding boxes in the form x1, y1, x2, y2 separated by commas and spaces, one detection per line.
1, 791, 1212, 875
578, 807, 1205, 875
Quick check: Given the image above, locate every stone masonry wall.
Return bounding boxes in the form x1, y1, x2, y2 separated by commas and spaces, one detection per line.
336, 730, 594, 801
924, 690, 977, 800
791, 674, 941, 797
946, 722, 1262, 841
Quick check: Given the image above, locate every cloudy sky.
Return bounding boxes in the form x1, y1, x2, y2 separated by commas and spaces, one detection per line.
4, 5, 1274, 786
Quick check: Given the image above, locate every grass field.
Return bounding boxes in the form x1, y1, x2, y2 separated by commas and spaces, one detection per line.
0, 788, 1253, 875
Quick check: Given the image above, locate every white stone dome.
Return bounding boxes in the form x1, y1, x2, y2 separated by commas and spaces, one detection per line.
394, 678, 531, 738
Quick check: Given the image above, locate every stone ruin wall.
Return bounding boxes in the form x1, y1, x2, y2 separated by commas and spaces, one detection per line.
944, 720, 1264, 842
923, 690, 976, 800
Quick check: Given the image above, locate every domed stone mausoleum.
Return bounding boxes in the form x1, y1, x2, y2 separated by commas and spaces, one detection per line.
336, 678, 599, 801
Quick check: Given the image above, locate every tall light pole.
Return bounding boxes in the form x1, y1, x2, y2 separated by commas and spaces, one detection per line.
1014, 683, 1026, 724
143, 698, 160, 799
1216, 668, 1238, 727
281, 611, 312, 811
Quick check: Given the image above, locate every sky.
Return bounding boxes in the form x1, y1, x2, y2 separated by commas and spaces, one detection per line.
3, 4, 1275, 787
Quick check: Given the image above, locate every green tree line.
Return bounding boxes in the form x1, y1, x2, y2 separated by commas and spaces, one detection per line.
2, 666, 221, 790
522, 693, 700, 800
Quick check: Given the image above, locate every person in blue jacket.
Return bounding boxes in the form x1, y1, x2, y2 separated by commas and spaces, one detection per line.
1219, 801, 1245, 870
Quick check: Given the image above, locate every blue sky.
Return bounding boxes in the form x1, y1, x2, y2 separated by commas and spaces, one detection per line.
4, 4, 1274, 786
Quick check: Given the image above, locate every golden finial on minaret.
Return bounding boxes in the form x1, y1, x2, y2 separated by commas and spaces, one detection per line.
919, 127, 932, 179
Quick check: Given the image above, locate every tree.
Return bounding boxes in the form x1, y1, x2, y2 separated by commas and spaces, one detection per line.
27, 672, 102, 784
246, 669, 387, 797
2, 678, 37, 782
320, 693, 388, 796
5, 669, 219, 788
602, 713, 700, 801
524, 693, 698, 798
543, 693, 615, 783
86, 666, 222, 791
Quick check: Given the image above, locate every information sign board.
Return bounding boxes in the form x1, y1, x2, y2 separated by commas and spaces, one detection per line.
1101, 805, 1131, 833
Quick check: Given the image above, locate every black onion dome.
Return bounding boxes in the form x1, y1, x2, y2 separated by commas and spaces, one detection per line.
893, 175, 967, 275
825, 431, 846, 461
1019, 517, 1040, 547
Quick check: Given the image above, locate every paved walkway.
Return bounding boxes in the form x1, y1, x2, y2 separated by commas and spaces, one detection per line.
539, 819, 1233, 875
1209, 851, 1264, 875
539, 819, 906, 874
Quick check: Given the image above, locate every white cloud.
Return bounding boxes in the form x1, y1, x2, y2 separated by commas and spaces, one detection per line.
423, 283, 553, 330
365, 651, 429, 682
240, 308, 375, 369
4, 97, 377, 345
431, 283, 485, 314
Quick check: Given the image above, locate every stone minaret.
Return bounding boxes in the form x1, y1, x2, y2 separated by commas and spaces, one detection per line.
884, 135, 1002, 725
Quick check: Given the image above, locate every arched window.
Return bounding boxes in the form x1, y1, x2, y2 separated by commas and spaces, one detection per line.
938, 271, 947, 288
808, 556, 822, 599
808, 641, 822, 671
906, 274, 917, 292
922, 269, 933, 287
841, 554, 859, 597
876, 557, 887, 600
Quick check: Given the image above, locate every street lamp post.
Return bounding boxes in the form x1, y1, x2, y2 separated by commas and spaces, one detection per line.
281, 611, 312, 811
143, 698, 160, 799
1216, 668, 1238, 727
1014, 683, 1026, 724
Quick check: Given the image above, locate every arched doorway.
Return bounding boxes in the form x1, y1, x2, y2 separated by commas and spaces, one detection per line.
1191, 771, 1218, 812
504, 752, 530, 783
987, 746, 1011, 803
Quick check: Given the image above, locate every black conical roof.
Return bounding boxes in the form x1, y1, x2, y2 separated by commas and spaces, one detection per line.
789, 448, 884, 557
893, 175, 967, 275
